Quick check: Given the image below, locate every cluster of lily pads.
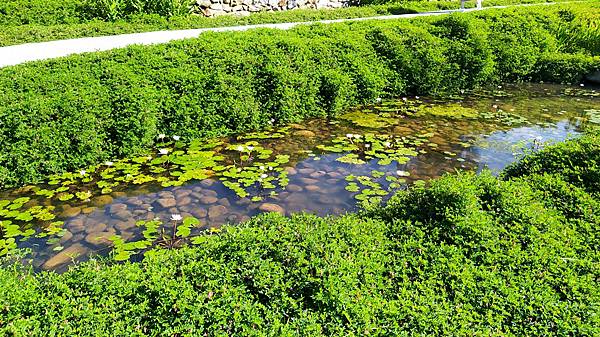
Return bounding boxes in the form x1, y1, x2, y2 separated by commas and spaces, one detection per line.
0, 198, 64, 256
110, 214, 216, 261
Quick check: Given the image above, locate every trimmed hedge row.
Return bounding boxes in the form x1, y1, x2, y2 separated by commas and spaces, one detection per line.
1, 131, 599, 336
0, 3, 599, 189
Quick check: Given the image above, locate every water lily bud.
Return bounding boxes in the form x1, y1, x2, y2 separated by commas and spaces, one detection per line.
170, 214, 182, 221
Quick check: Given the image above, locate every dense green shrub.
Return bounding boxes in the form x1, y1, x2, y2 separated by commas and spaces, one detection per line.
0, 3, 599, 188
1, 133, 599, 336
502, 131, 600, 194
83, 0, 193, 21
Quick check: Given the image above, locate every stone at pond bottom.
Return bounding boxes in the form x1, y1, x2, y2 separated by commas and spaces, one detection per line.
91, 195, 114, 207
258, 203, 286, 215
299, 177, 319, 185
284, 167, 298, 175
81, 207, 96, 214
218, 198, 231, 207
200, 179, 215, 187
305, 185, 321, 192
191, 208, 208, 218
85, 230, 116, 247
42, 243, 87, 270
113, 210, 133, 221
61, 207, 81, 218
286, 184, 303, 192
208, 205, 228, 219
59, 230, 73, 244
156, 198, 177, 208
293, 130, 316, 137
108, 203, 128, 214
85, 222, 108, 234
177, 197, 192, 206
299, 168, 315, 175
200, 196, 219, 204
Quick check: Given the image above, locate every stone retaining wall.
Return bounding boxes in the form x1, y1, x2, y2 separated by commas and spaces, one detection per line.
193, 0, 352, 17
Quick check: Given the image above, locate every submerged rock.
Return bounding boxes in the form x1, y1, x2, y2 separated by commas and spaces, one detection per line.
156, 198, 177, 208
258, 203, 285, 215
85, 230, 116, 247
91, 195, 114, 207
293, 130, 316, 137
200, 196, 219, 204
286, 184, 303, 192
61, 207, 81, 218
208, 205, 228, 219
42, 243, 87, 270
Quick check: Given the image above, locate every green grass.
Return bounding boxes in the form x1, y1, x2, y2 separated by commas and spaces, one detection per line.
1, 130, 598, 336
0, 2, 598, 189
0, 0, 582, 46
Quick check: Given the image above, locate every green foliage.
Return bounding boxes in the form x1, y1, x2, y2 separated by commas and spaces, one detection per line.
502, 131, 600, 194
83, 0, 193, 21
1, 133, 599, 335
0, 3, 599, 189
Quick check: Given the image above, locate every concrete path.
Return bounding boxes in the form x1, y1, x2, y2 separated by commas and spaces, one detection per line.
0, 3, 562, 68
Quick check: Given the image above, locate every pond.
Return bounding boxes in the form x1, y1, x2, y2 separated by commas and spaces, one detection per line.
1, 83, 598, 271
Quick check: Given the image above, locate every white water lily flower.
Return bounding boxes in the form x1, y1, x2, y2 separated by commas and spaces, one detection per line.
79, 170, 86, 176
365, 144, 371, 148
247, 146, 254, 151
383, 142, 391, 147
159, 149, 169, 155
492, 105, 498, 109
173, 135, 180, 141
498, 85, 503, 89
353, 134, 361, 139
346, 133, 354, 138
259, 166, 265, 170
375, 97, 382, 103
105, 161, 114, 166
396, 170, 410, 177
460, 89, 465, 94
171, 214, 182, 221
158, 134, 166, 139
260, 174, 268, 179
580, 83, 585, 87
402, 97, 407, 101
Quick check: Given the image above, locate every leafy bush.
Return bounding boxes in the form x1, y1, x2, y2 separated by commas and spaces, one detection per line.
0, 3, 599, 189
1, 133, 599, 336
83, 0, 193, 21
502, 131, 600, 194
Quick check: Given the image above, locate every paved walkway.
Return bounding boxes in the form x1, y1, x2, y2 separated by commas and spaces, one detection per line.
0, 3, 560, 68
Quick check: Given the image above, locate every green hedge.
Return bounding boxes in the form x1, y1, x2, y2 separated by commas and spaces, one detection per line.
0, 0, 584, 46
0, 3, 599, 189
1, 131, 599, 336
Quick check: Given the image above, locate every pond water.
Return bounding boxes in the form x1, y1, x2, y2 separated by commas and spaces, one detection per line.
1, 84, 598, 271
